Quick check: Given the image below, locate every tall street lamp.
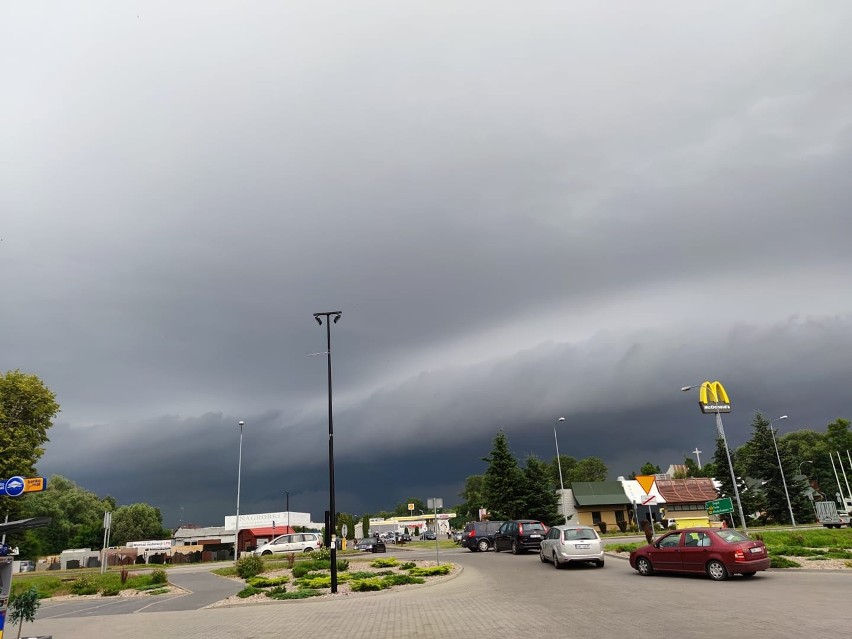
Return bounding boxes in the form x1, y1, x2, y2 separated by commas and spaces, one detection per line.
314, 310, 341, 593
798, 460, 813, 476
286, 490, 290, 532
680, 384, 748, 533
768, 415, 796, 526
554, 417, 568, 524
234, 420, 245, 564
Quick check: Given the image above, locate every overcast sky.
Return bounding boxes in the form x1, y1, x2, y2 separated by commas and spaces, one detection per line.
3, 2, 851, 528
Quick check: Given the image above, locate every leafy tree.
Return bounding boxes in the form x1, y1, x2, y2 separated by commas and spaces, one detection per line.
639, 462, 661, 476
549, 455, 608, 487
18, 475, 111, 556
336, 512, 356, 539
482, 431, 524, 520
455, 474, 485, 522
393, 498, 426, 517
521, 455, 560, 525
0, 371, 60, 522
9, 585, 41, 639
110, 503, 170, 546
361, 514, 370, 538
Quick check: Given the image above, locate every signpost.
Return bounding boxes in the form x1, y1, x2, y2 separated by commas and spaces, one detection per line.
706, 497, 734, 516
427, 498, 443, 565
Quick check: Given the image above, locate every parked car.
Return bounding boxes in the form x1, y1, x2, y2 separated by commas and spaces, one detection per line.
252, 532, 323, 556
539, 525, 604, 568
629, 527, 770, 581
423, 530, 437, 541
398, 533, 412, 543
355, 537, 387, 553
461, 521, 506, 552
452, 531, 464, 544
493, 520, 548, 554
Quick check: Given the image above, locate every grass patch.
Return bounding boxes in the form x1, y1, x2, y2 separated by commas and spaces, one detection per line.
267, 589, 321, 600
147, 588, 170, 595
212, 566, 238, 577
237, 586, 262, 598
369, 558, 398, 568
247, 576, 289, 588
770, 556, 802, 568
754, 529, 852, 550
608, 543, 642, 553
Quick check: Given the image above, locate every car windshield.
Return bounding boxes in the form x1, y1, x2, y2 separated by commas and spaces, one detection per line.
563, 528, 596, 541
714, 530, 750, 543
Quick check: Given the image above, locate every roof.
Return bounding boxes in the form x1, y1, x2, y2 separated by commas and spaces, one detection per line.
571, 481, 630, 506
620, 479, 667, 504
243, 526, 296, 537
655, 478, 718, 503
0, 517, 51, 535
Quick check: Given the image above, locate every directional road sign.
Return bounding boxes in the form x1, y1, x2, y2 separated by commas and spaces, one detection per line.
706, 497, 734, 516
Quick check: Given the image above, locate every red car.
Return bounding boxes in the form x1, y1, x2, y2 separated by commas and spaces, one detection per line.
629, 527, 770, 581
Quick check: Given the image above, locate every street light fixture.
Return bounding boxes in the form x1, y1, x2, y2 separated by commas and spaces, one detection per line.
286, 491, 290, 532
767, 415, 796, 527
314, 311, 342, 593
554, 417, 568, 524
798, 460, 813, 476
680, 384, 748, 533
234, 420, 245, 564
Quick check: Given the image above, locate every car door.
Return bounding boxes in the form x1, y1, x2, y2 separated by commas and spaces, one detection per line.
680, 531, 711, 573
648, 532, 683, 571
494, 522, 510, 551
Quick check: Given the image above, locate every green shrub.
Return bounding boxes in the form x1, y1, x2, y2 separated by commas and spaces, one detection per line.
608, 543, 642, 553
350, 577, 386, 592
337, 559, 350, 572
789, 533, 806, 546
770, 556, 801, 568
236, 555, 265, 580
247, 576, 289, 588
237, 586, 261, 598
313, 547, 332, 561
150, 568, 168, 585
381, 573, 425, 586
408, 565, 451, 577
296, 575, 331, 589
400, 562, 416, 570
100, 586, 121, 597
291, 564, 311, 578
147, 588, 169, 595
370, 558, 398, 568
267, 589, 321, 600
71, 576, 98, 595
265, 585, 287, 597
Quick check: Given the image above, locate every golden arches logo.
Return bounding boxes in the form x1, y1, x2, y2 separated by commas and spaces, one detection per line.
698, 381, 731, 414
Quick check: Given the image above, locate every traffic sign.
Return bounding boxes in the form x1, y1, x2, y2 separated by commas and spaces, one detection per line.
341, 524, 348, 538
636, 475, 656, 494
641, 494, 658, 506
0, 476, 47, 497
706, 497, 734, 515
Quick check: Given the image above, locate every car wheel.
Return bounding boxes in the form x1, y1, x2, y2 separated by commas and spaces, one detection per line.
477, 539, 490, 552
595, 559, 604, 568
706, 560, 728, 581
511, 540, 519, 555
539, 550, 548, 563
636, 557, 653, 576
494, 542, 502, 553
303, 548, 313, 553
552, 552, 560, 569
741, 571, 756, 578
262, 550, 272, 556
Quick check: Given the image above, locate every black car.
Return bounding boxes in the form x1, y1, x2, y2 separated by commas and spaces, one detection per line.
355, 537, 387, 553
493, 520, 548, 554
461, 520, 506, 552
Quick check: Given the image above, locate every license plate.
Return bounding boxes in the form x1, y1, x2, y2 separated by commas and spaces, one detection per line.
530, 534, 541, 539
575, 544, 590, 549
749, 547, 762, 554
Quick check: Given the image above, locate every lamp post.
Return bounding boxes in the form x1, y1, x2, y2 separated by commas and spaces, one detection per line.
286, 491, 290, 532
554, 417, 568, 524
314, 310, 341, 593
234, 420, 245, 564
767, 415, 796, 526
798, 460, 813, 476
680, 384, 748, 533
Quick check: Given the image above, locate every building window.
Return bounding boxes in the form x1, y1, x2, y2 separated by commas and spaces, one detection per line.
615, 510, 625, 522
591, 511, 602, 524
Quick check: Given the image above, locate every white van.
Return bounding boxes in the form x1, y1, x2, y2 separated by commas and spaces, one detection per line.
251, 532, 323, 556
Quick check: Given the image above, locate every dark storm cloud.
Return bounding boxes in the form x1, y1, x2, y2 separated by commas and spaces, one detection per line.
3, 2, 852, 525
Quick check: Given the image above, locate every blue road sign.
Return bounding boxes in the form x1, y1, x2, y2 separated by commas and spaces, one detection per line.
0, 476, 26, 497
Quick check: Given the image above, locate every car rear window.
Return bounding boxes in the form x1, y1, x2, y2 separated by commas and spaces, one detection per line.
563, 528, 597, 541
715, 530, 750, 543
523, 522, 546, 531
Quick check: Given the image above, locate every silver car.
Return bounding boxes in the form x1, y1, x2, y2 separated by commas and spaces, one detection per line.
539, 525, 605, 569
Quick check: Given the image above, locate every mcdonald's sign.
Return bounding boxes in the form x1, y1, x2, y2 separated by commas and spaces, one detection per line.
698, 381, 731, 414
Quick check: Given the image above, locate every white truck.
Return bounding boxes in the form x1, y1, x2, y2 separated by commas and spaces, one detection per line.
815, 501, 851, 528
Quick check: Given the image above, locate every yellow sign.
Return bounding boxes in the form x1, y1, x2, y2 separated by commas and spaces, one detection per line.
23, 477, 46, 493
407, 503, 414, 512
636, 475, 656, 494
698, 381, 731, 414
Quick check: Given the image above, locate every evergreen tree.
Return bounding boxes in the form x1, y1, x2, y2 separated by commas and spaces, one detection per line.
521, 455, 560, 525
712, 435, 764, 526
482, 431, 524, 520
639, 462, 661, 476
741, 413, 813, 524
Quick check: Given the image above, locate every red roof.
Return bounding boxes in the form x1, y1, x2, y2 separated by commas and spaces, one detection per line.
655, 478, 718, 503
242, 526, 295, 537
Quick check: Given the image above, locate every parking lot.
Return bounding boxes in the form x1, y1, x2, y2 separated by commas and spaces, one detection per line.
25, 544, 852, 638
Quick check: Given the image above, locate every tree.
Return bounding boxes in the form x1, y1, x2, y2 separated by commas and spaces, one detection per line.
740, 413, 812, 524
9, 585, 40, 639
482, 431, 524, 520
521, 455, 560, 525
712, 436, 763, 526
549, 455, 608, 487
455, 474, 485, 522
110, 503, 170, 546
0, 371, 60, 522
639, 462, 661, 476
18, 475, 112, 556
361, 514, 370, 538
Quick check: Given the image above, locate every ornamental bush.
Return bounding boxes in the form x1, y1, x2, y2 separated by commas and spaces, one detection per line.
236, 554, 265, 579
150, 568, 168, 585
